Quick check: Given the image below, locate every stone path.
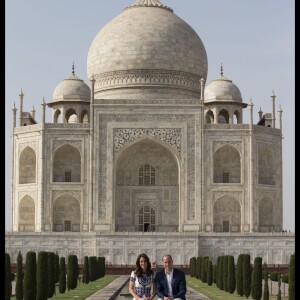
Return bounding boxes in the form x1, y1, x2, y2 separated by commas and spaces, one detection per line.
85, 275, 211, 300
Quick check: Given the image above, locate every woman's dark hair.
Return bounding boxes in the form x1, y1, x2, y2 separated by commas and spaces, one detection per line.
135, 253, 153, 277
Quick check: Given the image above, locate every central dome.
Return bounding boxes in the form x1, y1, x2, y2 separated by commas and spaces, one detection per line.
87, 0, 208, 100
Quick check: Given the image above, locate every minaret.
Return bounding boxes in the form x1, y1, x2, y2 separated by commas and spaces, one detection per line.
271, 91, 276, 128
258, 107, 263, 121
200, 77, 205, 232
19, 89, 24, 126
31, 105, 36, 119
248, 98, 254, 231
278, 104, 283, 133
12, 103, 17, 128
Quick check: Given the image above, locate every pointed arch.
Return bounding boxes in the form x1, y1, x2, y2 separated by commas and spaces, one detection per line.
19, 195, 35, 231
205, 110, 214, 124
213, 144, 241, 183
19, 146, 36, 184
114, 137, 179, 232
213, 195, 241, 232
259, 197, 274, 231
218, 109, 229, 123
53, 194, 80, 232
258, 147, 275, 185
53, 144, 81, 182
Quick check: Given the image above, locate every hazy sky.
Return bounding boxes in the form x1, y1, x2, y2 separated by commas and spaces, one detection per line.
5, 0, 295, 231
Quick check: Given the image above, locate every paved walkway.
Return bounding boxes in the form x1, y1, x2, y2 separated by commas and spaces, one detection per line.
85, 275, 211, 300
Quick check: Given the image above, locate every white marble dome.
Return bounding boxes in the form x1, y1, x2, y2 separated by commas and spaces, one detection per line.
87, 0, 208, 100
204, 75, 242, 103
52, 74, 91, 103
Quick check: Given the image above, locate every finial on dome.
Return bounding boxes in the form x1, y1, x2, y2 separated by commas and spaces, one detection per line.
72, 62, 75, 75
220, 63, 223, 77
126, 0, 173, 12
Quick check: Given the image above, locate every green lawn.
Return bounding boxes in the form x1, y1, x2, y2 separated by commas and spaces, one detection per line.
11, 275, 118, 300
186, 275, 288, 300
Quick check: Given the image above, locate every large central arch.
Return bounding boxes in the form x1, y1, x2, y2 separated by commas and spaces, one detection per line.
114, 137, 179, 232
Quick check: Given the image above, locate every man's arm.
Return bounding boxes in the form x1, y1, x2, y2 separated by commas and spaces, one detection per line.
172, 270, 186, 299
155, 272, 165, 298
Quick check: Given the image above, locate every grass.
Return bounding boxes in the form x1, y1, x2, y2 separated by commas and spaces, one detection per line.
11, 275, 118, 300
186, 275, 288, 300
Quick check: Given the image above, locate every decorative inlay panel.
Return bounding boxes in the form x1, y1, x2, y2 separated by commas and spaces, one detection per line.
52, 140, 82, 152
213, 191, 242, 203
257, 191, 276, 201
52, 190, 82, 201
213, 141, 242, 153
19, 142, 38, 152
19, 190, 37, 200
113, 128, 181, 157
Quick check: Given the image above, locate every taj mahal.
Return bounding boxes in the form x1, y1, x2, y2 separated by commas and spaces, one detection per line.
5, 0, 294, 265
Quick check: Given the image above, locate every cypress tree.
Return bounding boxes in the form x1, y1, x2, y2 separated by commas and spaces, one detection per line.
59, 257, 66, 294
47, 252, 56, 298
190, 257, 196, 277
223, 255, 229, 292
236, 254, 244, 296
83, 256, 89, 284
23, 251, 37, 300
201, 257, 208, 283
206, 259, 213, 286
16, 251, 24, 300
288, 253, 295, 300
67, 254, 78, 290
216, 256, 221, 288
227, 255, 236, 294
5, 253, 12, 300
243, 254, 251, 298
251, 256, 262, 300
263, 262, 269, 300
196, 256, 201, 279
54, 252, 60, 284
218, 256, 224, 290
36, 251, 48, 300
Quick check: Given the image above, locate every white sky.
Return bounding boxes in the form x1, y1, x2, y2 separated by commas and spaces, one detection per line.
5, 0, 295, 231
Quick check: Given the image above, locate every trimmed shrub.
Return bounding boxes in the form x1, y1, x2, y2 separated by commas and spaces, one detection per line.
67, 254, 79, 290
16, 251, 24, 300
5, 253, 12, 300
223, 255, 228, 292
251, 256, 262, 300
288, 253, 295, 300
236, 254, 244, 296
83, 256, 89, 284
281, 274, 288, 284
263, 262, 269, 300
37, 251, 48, 300
206, 260, 213, 286
243, 254, 251, 298
59, 257, 66, 294
23, 251, 37, 300
270, 272, 279, 282
227, 255, 236, 294
47, 252, 56, 298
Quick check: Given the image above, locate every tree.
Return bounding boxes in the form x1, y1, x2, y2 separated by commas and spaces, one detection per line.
243, 254, 251, 298
206, 259, 213, 286
263, 262, 269, 300
37, 251, 48, 300
67, 254, 79, 290
236, 254, 244, 296
217, 256, 224, 290
54, 252, 60, 284
83, 256, 89, 284
59, 257, 66, 294
5, 253, 12, 300
251, 256, 262, 300
288, 254, 295, 300
16, 251, 24, 300
227, 255, 236, 294
47, 252, 56, 298
223, 255, 228, 292
23, 251, 37, 300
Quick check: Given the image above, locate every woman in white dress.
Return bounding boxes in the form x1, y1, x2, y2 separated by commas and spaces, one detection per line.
129, 253, 156, 300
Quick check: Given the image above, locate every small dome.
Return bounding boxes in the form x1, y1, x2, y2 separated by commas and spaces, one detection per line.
204, 75, 242, 103
52, 74, 91, 103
